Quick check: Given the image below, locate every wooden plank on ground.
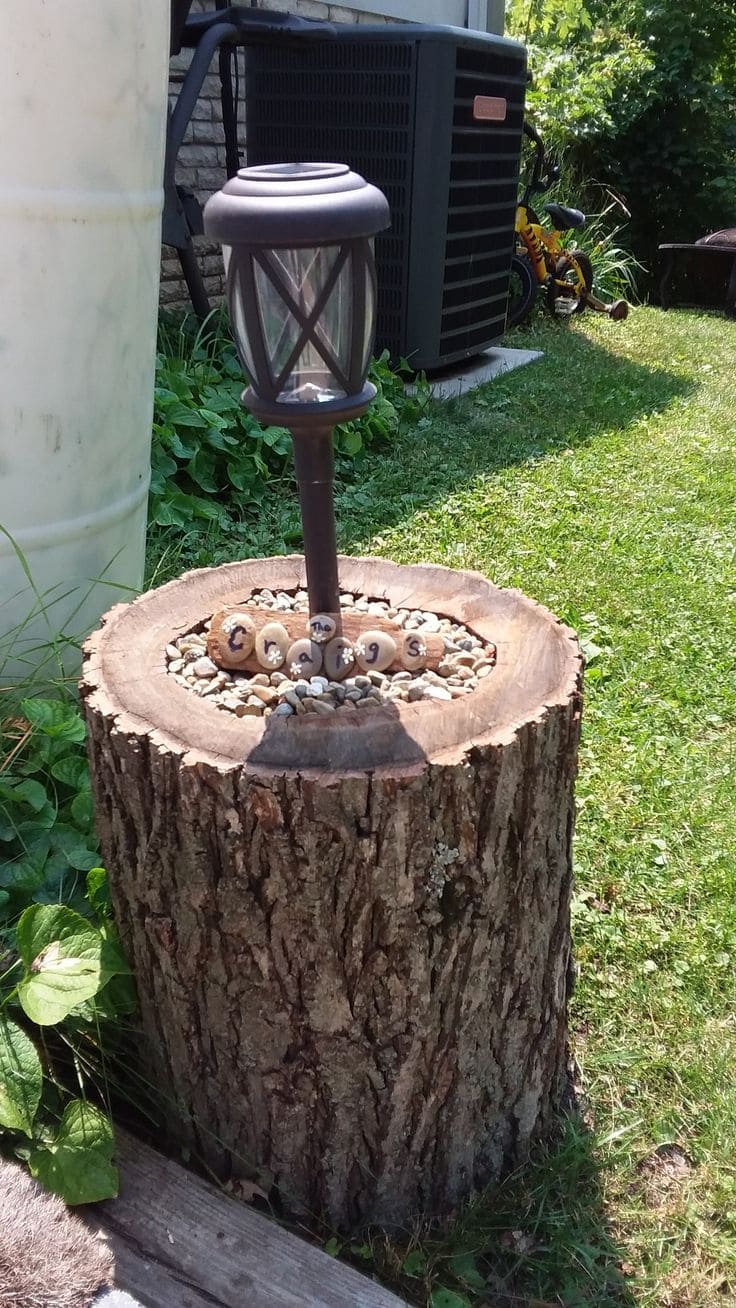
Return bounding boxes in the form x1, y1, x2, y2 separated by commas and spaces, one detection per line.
90, 1130, 409, 1308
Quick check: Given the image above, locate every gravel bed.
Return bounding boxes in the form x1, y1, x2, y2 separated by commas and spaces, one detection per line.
165, 589, 497, 719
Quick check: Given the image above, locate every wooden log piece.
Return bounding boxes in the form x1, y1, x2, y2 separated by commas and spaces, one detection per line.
81, 555, 583, 1231
207, 604, 446, 675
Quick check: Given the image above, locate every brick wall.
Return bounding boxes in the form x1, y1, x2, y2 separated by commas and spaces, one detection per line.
162, 1, 397, 311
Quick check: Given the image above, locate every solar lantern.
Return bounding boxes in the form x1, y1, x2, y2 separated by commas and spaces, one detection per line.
204, 162, 390, 621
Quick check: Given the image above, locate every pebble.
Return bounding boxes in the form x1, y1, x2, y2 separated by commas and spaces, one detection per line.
323, 636, 356, 682
285, 639, 323, 681
400, 631, 429, 671
419, 611, 441, 633
166, 590, 497, 720
192, 656, 219, 679
424, 684, 453, 702
255, 622, 290, 670
209, 612, 257, 667
311, 699, 336, 715
307, 613, 337, 644
355, 630, 397, 674
247, 684, 279, 706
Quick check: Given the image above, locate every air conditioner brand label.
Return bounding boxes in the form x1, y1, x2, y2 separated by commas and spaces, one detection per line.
472, 96, 507, 122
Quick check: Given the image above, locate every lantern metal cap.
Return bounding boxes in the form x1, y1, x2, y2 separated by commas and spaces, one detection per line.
203, 162, 391, 245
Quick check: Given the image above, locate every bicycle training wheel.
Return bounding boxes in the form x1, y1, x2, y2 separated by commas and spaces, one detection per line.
506, 254, 537, 327
548, 249, 593, 317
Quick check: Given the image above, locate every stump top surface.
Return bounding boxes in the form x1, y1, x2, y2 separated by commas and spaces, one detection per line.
82, 556, 582, 773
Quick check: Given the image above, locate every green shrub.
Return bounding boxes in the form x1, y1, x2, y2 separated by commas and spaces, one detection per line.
0, 695, 134, 1204
508, 0, 736, 286
152, 312, 429, 532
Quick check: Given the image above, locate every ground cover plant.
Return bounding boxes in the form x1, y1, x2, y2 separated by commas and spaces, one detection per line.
151, 311, 427, 538
0, 690, 137, 1203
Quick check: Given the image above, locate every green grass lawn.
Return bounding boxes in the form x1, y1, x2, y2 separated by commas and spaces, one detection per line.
150, 305, 736, 1308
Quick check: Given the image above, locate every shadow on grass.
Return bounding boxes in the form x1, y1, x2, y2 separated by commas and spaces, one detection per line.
145, 323, 695, 585
328, 327, 695, 554
363, 1113, 636, 1308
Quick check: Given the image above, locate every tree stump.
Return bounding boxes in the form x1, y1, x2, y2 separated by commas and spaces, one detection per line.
81, 556, 582, 1231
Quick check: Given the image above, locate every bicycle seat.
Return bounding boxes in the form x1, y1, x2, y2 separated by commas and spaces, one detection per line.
544, 203, 586, 230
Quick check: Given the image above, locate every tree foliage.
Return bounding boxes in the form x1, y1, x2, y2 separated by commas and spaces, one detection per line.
507, 0, 736, 281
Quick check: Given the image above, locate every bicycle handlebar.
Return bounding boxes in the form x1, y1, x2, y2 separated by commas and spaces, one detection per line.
520, 119, 558, 205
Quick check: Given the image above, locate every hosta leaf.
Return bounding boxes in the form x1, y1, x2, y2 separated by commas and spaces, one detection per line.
20, 700, 86, 743
160, 400, 207, 428
70, 790, 95, 833
0, 777, 49, 812
187, 448, 220, 493
338, 428, 363, 456
0, 852, 47, 895
29, 1101, 118, 1204
226, 460, 257, 492
430, 1291, 471, 1308
0, 1014, 42, 1135
151, 449, 177, 478
402, 1250, 427, 1277
86, 866, 110, 917
16, 904, 129, 1025
449, 1254, 486, 1290
49, 754, 89, 790
261, 425, 291, 452
166, 430, 199, 460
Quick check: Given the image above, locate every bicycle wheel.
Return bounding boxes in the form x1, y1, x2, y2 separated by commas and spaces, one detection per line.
548, 249, 593, 317
506, 254, 537, 327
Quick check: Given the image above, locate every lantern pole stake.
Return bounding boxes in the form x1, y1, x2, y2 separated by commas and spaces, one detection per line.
204, 163, 390, 629
290, 427, 341, 622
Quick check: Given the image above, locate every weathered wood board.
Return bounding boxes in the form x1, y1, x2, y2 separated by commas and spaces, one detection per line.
89, 1130, 409, 1308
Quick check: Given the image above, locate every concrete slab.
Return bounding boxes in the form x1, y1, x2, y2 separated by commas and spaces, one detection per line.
412, 346, 543, 400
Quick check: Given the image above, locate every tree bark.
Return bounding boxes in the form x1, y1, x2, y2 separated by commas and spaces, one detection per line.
81, 556, 582, 1231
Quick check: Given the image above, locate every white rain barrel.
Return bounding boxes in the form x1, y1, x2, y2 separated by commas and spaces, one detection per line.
0, 1, 169, 678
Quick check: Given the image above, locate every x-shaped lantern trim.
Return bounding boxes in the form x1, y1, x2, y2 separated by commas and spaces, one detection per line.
251, 244, 353, 399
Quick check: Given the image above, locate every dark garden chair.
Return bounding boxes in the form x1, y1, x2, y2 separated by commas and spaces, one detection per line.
659, 228, 736, 318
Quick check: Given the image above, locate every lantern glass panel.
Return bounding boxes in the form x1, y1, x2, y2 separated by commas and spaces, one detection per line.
223, 246, 257, 384
254, 245, 350, 404
361, 241, 376, 376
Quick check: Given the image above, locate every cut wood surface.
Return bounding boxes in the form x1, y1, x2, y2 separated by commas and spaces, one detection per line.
82, 554, 579, 772
90, 1130, 408, 1308
82, 556, 583, 1229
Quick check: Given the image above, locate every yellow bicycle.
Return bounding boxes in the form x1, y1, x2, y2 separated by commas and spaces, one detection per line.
507, 122, 629, 326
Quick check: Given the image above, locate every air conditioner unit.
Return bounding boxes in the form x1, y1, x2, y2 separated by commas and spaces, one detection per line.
244, 24, 527, 372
